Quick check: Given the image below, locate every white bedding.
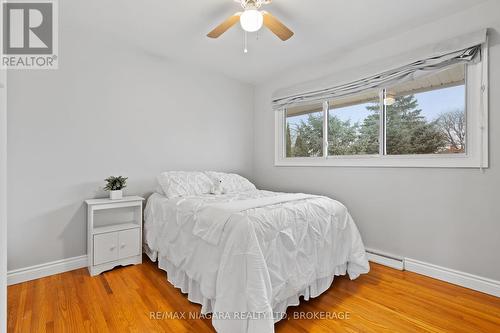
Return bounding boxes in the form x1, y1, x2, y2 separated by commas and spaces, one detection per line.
193, 193, 319, 245
144, 189, 369, 333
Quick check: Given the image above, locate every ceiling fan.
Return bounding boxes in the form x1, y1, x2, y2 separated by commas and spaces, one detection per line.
207, 0, 294, 41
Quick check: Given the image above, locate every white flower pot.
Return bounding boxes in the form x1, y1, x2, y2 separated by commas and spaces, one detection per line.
109, 190, 123, 200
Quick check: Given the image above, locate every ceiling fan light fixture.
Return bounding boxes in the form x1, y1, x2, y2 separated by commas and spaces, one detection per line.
240, 9, 263, 32
207, 1, 293, 41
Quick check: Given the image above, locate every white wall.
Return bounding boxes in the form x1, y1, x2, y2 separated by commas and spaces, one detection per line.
253, 0, 500, 281
6, 0, 500, 285
1, 59, 7, 333
6, 16, 254, 270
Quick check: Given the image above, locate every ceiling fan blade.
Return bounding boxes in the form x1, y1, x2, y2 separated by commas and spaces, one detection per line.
262, 11, 294, 41
207, 13, 242, 38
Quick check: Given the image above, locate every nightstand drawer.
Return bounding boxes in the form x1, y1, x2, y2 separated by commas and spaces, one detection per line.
94, 232, 119, 265
118, 228, 140, 259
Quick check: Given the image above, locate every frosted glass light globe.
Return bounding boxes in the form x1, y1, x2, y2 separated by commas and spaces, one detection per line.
240, 9, 263, 32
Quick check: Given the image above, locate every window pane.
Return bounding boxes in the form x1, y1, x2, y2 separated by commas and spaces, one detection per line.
327, 92, 380, 156
285, 103, 323, 157
386, 64, 466, 155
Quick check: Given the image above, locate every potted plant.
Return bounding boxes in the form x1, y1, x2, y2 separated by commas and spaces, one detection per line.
104, 176, 128, 200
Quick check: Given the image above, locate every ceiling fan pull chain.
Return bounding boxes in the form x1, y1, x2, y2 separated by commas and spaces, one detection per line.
244, 31, 248, 53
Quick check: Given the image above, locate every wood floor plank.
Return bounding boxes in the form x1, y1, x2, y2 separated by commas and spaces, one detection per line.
7, 258, 500, 332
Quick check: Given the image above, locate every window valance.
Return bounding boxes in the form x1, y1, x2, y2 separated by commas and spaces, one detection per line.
272, 29, 487, 111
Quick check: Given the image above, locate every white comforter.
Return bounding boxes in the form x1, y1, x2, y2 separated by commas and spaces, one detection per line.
144, 190, 369, 333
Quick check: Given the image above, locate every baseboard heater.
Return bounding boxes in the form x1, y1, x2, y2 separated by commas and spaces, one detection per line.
365, 248, 404, 271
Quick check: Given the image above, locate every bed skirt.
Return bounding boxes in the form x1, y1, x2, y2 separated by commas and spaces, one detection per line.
148, 248, 349, 323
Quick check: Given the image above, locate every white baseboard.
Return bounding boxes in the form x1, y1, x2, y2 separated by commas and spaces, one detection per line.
366, 248, 500, 298
6, 252, 500, 299
404, 258, 500, 298
7, 255, 88, 286
366, 248, 404, 270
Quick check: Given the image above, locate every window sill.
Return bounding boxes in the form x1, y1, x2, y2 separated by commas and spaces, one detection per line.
275, 154, 487, 168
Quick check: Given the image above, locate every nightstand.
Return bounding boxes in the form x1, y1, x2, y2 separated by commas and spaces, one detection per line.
85, 196, 144, 276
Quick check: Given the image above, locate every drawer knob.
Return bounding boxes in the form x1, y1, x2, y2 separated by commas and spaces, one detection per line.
110, 245, 116, 251
120, 243, 126, 248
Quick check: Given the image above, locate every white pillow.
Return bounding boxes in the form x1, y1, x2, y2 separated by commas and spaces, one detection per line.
157, 171, 213, 198
155, 185, 165, 195
205, 171, 256, 193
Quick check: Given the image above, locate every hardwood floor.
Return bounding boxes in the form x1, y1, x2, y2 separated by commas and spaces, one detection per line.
8, 257, 500, 332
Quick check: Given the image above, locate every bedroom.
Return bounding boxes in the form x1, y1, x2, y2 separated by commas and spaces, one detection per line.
1, 0, 499, 332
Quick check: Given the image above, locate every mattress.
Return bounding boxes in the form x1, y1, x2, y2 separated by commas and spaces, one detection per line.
144, 189, 369, 333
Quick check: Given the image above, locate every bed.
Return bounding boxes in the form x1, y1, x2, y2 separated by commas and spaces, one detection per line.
144, 171, 369, 333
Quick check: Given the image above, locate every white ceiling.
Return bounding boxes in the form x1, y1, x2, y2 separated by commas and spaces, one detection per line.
66, 0, 486, 84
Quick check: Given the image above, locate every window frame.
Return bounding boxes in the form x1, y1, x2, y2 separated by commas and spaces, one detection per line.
275, 44, 488, 168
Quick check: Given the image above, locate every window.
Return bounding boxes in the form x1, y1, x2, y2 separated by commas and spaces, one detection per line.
385, 64, 466, 155
328, 91, 380, 156
286, 103, 323, 157
275, 56, 488, 168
